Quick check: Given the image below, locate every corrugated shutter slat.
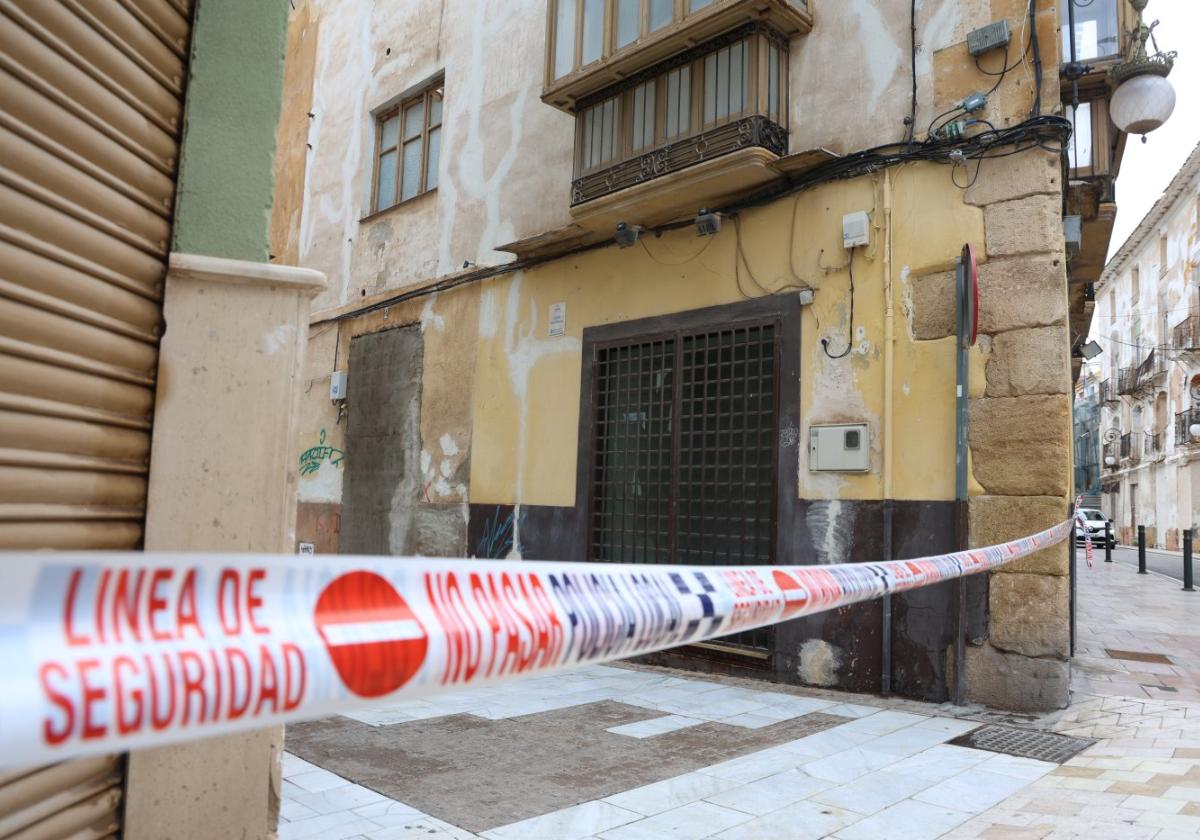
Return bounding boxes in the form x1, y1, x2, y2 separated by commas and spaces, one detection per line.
0, 0, 190, 828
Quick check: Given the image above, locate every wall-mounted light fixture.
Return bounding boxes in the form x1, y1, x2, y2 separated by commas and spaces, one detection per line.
1080, 340, 1103, 360
614, 222, 642, 248
694, 208, 722, 237
1109, 0, 1177, 140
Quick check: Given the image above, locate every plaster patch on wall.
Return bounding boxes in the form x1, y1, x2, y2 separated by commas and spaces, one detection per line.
420, 294, 446, 332
848, 0, 902, 108
298, 458, 344, 504
798, 639, 842, 687
478, 285, 502, 338
902, 382, 912, 396
261, 324, 297, 356
500, 274, 581, 539
440, 434, 459, 456
300, 0, 373, 302
805, 500, 852, 565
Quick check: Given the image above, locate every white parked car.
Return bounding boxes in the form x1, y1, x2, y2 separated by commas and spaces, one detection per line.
1075, 508, 1116, 548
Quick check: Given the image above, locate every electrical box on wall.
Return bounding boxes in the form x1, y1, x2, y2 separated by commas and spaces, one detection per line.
810, 423, 870, 472
842, 211, 870, 249
967, 20, 1011, 56
330, 370, 348, 401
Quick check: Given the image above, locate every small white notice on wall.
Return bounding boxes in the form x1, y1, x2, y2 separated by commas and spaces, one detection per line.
298, 542, 315, 555
549, 302, 566, 337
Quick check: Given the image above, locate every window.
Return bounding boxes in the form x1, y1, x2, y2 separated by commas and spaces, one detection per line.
550, 0, 801, 81
1066, 102, 1093, 170
373, 81, 443, 212
1060, 0, 1120, 62
1131, 265, 1140, 302
587, 321, 778, 650
1160, 233, 1169, 276
571, 24, 788, 199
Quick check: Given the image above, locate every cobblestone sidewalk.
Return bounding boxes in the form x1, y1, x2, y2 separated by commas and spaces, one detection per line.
280, 559, 1199, 839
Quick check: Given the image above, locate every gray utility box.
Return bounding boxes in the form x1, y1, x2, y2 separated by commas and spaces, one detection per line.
809, 423, 870, 472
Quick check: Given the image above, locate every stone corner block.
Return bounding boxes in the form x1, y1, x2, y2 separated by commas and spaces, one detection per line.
965, 149, 1061, 207
969, 395, 1071, 496
978, 254, 1068, 334
984, 196, 1064, 258
970, 494, 1070, 575
908, 269, 955, 340
989, 572, 1070, 659
984, 325, 1071, 398
964, 643, 1070, 713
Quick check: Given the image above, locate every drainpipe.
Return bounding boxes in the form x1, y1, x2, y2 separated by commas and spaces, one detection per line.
881, 171, 895, 696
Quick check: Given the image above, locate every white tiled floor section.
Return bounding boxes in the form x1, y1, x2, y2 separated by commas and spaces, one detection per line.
283, 664, 1059, 839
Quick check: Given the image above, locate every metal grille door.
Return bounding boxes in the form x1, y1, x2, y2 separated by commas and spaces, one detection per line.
590, 338, 675, 565
588, 322, 778, 651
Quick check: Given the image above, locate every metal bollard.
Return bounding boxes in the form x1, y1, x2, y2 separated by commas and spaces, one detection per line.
1185, 530, 1195, 592
1138, 525, 1147, 575
1105, 521, 1113, 563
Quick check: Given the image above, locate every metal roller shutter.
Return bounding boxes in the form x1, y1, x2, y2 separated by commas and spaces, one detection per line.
0, 0, 191, 835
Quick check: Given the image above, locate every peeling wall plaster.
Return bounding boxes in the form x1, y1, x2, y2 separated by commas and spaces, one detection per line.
287, 0, 982, 313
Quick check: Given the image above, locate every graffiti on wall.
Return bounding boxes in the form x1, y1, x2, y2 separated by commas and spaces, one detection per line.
474, 505, 520, 559
299, 429, 345, 476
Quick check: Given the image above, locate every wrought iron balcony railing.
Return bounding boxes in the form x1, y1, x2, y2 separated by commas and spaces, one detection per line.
1174, 315, 1200, 353
1176, 410, 1200, 446
1116, 366, 1138, 394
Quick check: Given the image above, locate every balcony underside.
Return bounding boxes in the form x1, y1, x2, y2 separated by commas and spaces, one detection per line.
570, 142, 781, 234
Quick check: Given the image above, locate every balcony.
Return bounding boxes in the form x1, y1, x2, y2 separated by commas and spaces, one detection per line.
1176, 410, 1200, 447
543, 0, 812, 112
1103, 442, 1117, 470
1116, 351, 1166, 396
1116, 366, 1138, 395
568, 23, 790, 232
1173, 315, 1200, 353
1099, 379, 1119, 404
1146, 433, 1161, 458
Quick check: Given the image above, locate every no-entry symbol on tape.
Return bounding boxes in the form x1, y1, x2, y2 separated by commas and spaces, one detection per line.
315, 571, 428, 698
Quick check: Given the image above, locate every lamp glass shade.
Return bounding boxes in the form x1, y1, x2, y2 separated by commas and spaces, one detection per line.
1110, 73, 1176, 135
1190, 423, 1200, 439
1105, 456, 1116, 466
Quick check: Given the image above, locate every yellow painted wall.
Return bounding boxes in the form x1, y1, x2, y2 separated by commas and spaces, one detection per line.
464, 161, 988, 507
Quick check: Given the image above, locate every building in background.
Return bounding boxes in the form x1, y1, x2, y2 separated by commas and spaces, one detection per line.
274, 0, 1160, 713
1, 0, 321, 836
1074, 364, 1104, 507
1093, 142, 1200, 549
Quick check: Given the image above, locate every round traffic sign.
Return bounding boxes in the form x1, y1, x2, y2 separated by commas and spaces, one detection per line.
314, 571, 428, 698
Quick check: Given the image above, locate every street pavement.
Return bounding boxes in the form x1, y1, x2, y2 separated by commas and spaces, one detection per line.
280, 559, 1200, 839
1098, 543, 1196, 585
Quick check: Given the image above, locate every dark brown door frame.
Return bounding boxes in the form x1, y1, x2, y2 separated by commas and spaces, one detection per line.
572, 293, 804, 656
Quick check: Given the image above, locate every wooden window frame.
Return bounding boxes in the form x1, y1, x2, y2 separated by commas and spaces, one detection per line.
550, 0, 773, 83
371, 78, 444, 214
571, 27, 785, 179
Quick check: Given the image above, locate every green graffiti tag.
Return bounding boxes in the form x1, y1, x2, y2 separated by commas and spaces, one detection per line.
299, 429, 345, 476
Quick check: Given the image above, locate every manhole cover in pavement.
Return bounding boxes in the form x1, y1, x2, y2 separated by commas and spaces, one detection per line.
1105, 648, 1173, 665
948, 725, 1094, 764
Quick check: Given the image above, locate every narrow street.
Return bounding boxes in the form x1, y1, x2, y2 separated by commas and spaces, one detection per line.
1099, 543, 1196, 584
279, 559, 1200, 839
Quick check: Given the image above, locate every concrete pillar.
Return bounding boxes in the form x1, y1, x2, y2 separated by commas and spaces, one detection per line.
123, 254, 324, 838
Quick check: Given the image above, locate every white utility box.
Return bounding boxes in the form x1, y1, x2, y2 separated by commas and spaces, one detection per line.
842, 211, 870, 249
330, 370, 348, 400
809, 423, 870, 472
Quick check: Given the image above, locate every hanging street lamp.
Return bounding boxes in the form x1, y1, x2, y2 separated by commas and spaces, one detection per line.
1109, 0, 1177, 140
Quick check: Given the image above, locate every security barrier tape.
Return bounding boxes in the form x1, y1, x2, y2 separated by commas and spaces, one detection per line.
0, 518, 1071, 768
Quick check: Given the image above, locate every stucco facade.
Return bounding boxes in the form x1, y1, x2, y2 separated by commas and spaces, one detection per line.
278, 0, 1107, 711
1091, 144, 1200, 549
